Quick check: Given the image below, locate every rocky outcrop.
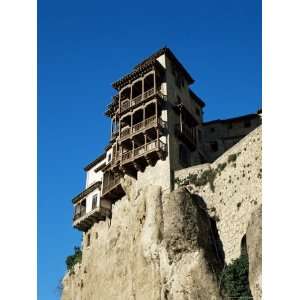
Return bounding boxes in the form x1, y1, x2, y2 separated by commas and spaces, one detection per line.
62, 184, 223, 300
62, 127, 262, 300
246, 205, 262, 300
175, 126, 262, 264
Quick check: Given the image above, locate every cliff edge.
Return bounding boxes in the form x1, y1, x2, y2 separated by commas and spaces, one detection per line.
61, 126, 262, 300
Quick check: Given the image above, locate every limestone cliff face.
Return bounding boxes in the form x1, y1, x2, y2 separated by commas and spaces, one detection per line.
62, 126, 262, 300
246, 205, 262, 300
62, 182, 223, 300
175, 126, 262, 264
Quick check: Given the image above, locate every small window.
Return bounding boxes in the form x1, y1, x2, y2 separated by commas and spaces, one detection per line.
95, 232, 98, 239
92, 194, 98, 209
179, 144, 190, 167
86, 233, 91, 247
108, 153, 112, 161
244, 120, 251, 128
227, 122, 233, 129
195, 107, 200, 116
210, 127, 215, 133
210, 141, 219, 152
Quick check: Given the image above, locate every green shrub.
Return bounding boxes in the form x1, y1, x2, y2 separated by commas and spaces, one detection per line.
66, 246, 82, 273
219, 254, 252, 299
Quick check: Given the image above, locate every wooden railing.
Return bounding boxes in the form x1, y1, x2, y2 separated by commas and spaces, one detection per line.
122, 151, 133, 162
120, 127, 131, 139
143, 87, 155, 99
102, 174, 121, 195
132, 120, 144, 133
119, 88, 162, 113
121, 116, 161, 140
131, 94, 143, 106
112, 151, 120, 165
120, 99, 130, 112
122, 140, 166, 164
73, 206, 86, 221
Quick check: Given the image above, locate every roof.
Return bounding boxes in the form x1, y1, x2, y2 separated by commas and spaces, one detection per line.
84, 153, 106, 171
72, 181, 102, 204
203, 113, 259, 126
189, 89, 205, 107
112, 47, 194, 90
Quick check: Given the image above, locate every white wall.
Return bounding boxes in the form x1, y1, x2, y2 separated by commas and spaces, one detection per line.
85, 158, 106, 188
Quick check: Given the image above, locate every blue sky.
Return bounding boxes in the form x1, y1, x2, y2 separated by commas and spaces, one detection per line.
38, 0, 261, 299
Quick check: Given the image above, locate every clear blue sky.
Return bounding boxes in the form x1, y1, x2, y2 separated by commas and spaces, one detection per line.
38, 0, 261, 299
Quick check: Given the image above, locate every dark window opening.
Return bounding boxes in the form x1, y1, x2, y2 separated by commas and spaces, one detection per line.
210, 141, 219, 152
86, 233, 91, 247
210, 127, 215, 133
92, 194, 97, 209
195, 107, 200, 116
95, 232, 98, 239
228, 123, 233, 129
179, 144, 190, 167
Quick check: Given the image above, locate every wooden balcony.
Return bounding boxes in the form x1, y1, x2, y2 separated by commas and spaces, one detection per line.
102, 172, 125, 202
121, 139, 167, 166
120, 88, 164, 113
175, 123, 197, 151
73, 205, 112, 231
120, 116, 164, 141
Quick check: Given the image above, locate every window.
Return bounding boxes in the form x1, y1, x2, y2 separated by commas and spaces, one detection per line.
92, 194, 98, 209
86, 233, 91, 247
210, 127, 215, 133
210, 141, 219, 152
74, 205, 81, 219
227, 123, 233, 129
108, 153, 112, 162
195, 107, 200, 116
244, 120, 251, 128
179, 144, 190, 167
95, 232, 98, 239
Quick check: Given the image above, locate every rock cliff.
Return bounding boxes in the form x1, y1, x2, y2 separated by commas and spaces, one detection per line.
62, 126, 262, 300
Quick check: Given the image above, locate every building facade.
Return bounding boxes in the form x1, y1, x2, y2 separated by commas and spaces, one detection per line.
71, 47, 261, 232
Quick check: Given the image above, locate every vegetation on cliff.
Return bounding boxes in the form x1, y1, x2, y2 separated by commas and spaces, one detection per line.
219, 254, 252, 299
66, 246, 82, 274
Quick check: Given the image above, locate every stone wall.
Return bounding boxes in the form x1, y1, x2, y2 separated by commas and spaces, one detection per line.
175, 125, 262, 264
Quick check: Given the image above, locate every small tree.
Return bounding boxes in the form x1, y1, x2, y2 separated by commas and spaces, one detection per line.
220, 254, 252, 299
66, 246, 82, 273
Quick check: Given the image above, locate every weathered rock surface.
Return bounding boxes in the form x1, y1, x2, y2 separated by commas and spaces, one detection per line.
246, 205, 262, 300
175, 126, 262, 264
62, 184, 222, 300
62, 127, 262, 300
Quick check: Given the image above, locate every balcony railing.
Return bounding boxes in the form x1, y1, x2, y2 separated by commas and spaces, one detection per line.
111, 151, 120, 166
73, 205, 112, 231
102, 174, 122, 196
120, 127, 131, 139
120, 88, 162, 113
73, 206, 86, 221
120, 116, 162, 141
121, 140, 167, 164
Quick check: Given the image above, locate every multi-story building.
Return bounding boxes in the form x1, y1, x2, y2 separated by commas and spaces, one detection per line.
202, 111, 262, 162
71, 47, 261, 232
